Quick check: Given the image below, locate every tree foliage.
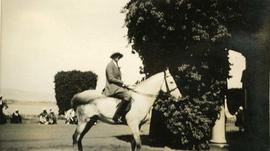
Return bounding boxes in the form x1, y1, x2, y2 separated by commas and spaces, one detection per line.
124, 0, 239, 75
124, 0, 242, 149
54, 70, 97, 114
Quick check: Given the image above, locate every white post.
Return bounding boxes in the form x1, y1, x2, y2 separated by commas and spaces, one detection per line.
210, 105, 227, 146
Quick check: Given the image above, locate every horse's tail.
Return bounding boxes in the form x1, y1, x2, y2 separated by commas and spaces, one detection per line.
71, 95, 78, 111
71, 91, 100, 110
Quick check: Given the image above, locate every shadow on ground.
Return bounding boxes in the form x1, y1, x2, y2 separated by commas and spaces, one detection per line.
116, 131, 251, 151
116, 134, 207, 150
116, 134, 165, 148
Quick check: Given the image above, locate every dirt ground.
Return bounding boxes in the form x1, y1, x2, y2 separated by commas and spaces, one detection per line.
0, 119, 242, 151
0, 120, 166, 151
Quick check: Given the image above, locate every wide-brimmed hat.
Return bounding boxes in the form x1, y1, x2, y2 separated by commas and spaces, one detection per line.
110, 52, 123, 59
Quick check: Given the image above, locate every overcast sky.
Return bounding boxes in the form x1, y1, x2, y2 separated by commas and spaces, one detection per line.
0, 0, 245, 101
0, 0, 144, 101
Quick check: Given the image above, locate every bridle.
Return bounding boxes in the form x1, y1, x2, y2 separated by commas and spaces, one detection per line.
162, 70, 178, 96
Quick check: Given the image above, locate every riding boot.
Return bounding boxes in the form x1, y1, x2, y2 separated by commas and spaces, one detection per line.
122, 100, 132, 115
113, 100, 129, 123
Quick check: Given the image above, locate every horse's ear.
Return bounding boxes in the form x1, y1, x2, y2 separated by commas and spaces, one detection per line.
165, 67, 170, 74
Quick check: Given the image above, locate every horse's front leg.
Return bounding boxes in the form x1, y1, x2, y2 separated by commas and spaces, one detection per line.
128, 121, 141, 151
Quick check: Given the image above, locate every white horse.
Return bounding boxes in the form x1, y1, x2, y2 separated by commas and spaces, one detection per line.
71, 69, 182, 151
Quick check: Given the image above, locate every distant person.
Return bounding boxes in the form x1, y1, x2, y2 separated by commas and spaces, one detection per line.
0, 96, 3, 116
65, 109, 77, 124
0, 96, 8, 124
10, 109, 22, 124
39, 109, 48, 124
0, 96, 4, 116
47, 109, 57, 124
102, 52, 132, 123
235, 106, 245, 132
240, 69, 247, 131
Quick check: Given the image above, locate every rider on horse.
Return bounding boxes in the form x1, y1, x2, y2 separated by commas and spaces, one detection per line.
102, 52, 131, 123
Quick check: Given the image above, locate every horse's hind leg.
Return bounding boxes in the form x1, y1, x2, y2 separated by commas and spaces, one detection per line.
73, 122, 90, 151
73, 116, 98, 151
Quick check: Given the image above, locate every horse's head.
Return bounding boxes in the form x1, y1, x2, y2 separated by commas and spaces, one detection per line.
160, 69, 182, 100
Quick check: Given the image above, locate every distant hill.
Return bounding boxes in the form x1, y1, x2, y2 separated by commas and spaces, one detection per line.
0, 88, 55, 102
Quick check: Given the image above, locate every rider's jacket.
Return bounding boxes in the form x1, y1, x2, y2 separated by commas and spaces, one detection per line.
102, 60, 124, 96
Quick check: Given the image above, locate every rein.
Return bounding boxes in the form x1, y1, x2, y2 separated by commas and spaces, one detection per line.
125, 87, 158, 98
124, 71, 178, 98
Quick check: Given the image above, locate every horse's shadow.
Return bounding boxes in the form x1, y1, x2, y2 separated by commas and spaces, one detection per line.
115, 134, 166, 148
116, 132, 248, 150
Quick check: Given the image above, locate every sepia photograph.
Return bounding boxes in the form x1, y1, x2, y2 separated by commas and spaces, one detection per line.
0, 0, 269, 151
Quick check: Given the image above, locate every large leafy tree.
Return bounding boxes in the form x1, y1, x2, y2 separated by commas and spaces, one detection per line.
124, 0, 244, 149
124, 0, 238, 75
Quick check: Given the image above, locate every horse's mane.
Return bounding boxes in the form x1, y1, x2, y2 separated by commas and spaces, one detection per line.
134, 72, 162, 86
135, 77, 146, 84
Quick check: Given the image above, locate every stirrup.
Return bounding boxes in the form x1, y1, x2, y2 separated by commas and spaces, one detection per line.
113, 116, 123, 123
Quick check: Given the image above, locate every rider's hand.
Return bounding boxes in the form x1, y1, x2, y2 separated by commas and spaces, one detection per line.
122, 84, 127, 88
122, 84, 130, 89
